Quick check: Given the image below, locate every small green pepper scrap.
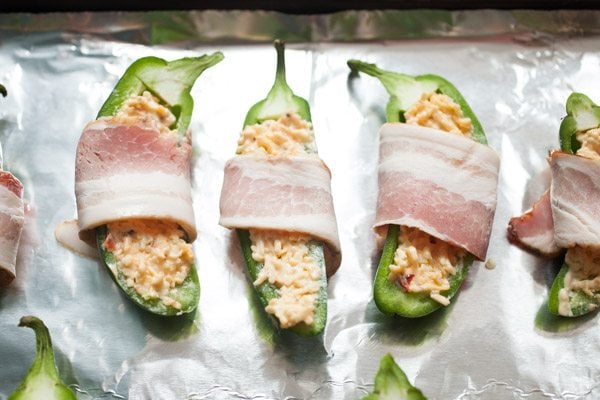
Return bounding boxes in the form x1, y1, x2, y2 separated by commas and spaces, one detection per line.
548, 92, 600, 317
8, 316, 76, 400
362, 353, 427, 400
95, 53, 223, 316
236, 40, 327, 336
347, 60, 486, 318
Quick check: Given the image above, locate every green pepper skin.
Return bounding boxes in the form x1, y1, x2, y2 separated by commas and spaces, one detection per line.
362, 353, 427, 400
94, 53, 223, 316
348, 59, 486, 318
236, 41, 327, 336
548, 93, 600, 317
8, 316, 76, 400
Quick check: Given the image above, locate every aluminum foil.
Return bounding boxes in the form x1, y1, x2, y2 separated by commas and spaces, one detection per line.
1, 9, 600, 400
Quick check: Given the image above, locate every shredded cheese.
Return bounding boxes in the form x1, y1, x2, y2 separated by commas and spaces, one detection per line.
404, 92, 472, 136
576, 127, 600, 160
104, 219, 193, 310
389, 227, 464, 305
237, 112, 316, 156
564, 246, 600, 297
104, 91, 176, 136
386, 93, 472, 305
485, 259, 497, 270
250, 230, 320, 328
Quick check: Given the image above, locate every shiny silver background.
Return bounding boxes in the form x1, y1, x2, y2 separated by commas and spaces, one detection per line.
1, 10, 600, 400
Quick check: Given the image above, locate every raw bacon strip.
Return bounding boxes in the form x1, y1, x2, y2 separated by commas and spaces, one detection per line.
550, 151, 600, 248
75, 120, 196, 244
0, 171, 24, 285
373, 123, 500, 261
507, 190, 562, 257
219, 155, 341, 276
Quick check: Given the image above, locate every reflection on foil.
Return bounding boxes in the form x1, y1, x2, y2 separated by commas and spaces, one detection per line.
1, 9, 600, 400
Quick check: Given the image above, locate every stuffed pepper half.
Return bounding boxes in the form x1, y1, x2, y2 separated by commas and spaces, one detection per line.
348, 60, 500, 317
509, 93, 600, 317
64, 54, 223, 315
219, 41, 341, 336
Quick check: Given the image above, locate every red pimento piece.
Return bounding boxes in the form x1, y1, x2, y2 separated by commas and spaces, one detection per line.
102, 234, 116, 251
399, 274, 414, 292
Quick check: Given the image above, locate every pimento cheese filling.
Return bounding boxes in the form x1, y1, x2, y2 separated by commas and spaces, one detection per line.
237, 112, 316, 156
103, 219, 193, 310
250, 230, 320, 328
388, 92, 471, 305
102, 91, 177, 136
576, 127, 600, 161
102, 92, 192, 309
390, 227, 465, 306
559, 127, 600, 315
238, 112, 321, 327
405, 92, 473, 136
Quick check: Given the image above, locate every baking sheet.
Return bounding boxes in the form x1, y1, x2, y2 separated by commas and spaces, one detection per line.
1, 9, 600, 400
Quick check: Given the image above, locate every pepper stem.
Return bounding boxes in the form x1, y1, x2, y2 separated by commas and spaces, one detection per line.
19, 316, 60, 380
274, 40, 287, 88
347, 59, 413, 99
348, 59, 386, 79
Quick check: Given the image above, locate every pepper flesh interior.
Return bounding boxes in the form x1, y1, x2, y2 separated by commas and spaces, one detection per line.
559, 127, 600, 315
387, 92, 471, 305
102, 92, 194, 310
238, 111, 322, 328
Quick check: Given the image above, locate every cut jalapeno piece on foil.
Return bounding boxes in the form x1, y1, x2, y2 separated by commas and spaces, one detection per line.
8, 316, 76, 400
362, 353, 427, 400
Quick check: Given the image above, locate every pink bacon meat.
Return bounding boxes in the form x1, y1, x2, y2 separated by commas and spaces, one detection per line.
0, 171, 24, 285
550, 151, 600, 248
75, 120, 196, 244
373, 123, 500, 261
219, 155, 341, 276
507, 190, 561, 257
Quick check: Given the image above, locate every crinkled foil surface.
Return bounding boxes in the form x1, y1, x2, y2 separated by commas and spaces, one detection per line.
1, 9, 600, 400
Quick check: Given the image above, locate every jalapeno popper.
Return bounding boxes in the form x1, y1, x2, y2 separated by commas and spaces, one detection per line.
56, 54, 223, 315
348, 60, 500, 317
0, 89, 25, 287
219, 41, 340, 336
509, 93, 600, 317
